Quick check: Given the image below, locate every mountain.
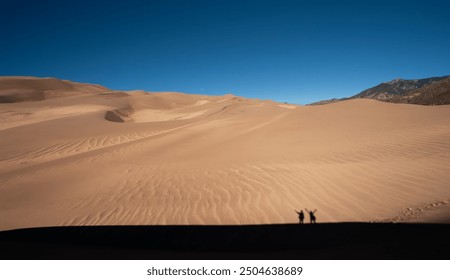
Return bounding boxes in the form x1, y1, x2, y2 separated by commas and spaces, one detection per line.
309, 75, 450, 105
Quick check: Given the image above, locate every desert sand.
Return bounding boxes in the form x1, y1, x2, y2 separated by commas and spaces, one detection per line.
1, 77, 450, 231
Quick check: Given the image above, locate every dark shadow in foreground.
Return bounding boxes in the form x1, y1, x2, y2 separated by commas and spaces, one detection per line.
0, 223, 449, 259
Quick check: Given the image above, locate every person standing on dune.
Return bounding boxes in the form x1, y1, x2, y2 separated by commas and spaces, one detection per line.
305, 209, 317, 224
295, 210, 305, 224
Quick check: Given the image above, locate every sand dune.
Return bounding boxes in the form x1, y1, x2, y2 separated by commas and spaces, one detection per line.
0, 76, 108, 103
1, 77, 450, 231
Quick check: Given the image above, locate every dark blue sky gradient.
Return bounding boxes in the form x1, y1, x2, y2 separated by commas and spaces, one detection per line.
1, 0, 450, 104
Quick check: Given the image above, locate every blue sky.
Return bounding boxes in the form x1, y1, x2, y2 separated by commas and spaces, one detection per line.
1, 0, 449, 104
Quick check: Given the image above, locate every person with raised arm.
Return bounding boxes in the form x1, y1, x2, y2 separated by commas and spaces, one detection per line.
304, 208, 317, 224
295, 210, 305, 224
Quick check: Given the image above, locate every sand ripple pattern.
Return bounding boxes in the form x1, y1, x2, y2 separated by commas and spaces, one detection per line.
59, 154, 450, 227
0, 131, 160, 168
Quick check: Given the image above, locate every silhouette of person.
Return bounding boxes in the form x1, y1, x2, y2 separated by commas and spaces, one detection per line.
295, 210, 305, 224
305, 208, 317, 224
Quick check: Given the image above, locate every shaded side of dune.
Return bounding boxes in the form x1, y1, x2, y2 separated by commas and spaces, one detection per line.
0, 223, 449, 259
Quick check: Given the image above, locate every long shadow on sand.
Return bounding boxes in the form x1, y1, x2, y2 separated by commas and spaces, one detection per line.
1, 223, 449, 259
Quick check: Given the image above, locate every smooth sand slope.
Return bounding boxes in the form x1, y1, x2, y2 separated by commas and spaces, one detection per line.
1, 77, 450, 231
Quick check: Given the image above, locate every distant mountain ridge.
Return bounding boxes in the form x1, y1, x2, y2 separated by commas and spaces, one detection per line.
310, 75, 450, 105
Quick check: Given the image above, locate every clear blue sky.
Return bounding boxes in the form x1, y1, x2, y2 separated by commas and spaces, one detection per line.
1, 0, 450, 104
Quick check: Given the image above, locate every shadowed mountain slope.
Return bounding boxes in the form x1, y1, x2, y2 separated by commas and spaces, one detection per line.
310, 75, 450, 105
